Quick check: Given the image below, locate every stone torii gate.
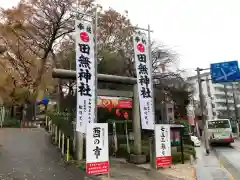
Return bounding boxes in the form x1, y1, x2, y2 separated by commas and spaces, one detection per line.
52, 68, 146, 163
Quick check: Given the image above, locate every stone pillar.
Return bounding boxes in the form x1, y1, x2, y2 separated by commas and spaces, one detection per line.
129, 84, 146, 164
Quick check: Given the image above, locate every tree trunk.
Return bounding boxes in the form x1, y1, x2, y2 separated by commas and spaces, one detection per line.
10, 106, 16, 118
25, 102, 34, 121
20, 104, 24, 123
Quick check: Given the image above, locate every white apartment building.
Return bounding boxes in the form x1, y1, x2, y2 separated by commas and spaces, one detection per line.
188, 72, 240, 121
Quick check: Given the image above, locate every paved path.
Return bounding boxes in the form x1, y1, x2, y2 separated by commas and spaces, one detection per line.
195, 146, 234, 180
0, 128, 192, 180
0, 128, 97, 180
231, 138, 240, 149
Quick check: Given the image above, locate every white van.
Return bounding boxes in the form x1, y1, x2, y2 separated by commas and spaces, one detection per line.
207, 119, 234, 145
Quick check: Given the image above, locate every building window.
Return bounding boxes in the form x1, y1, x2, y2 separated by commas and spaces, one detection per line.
215, 94, 226, 99
215, 87, 224, 92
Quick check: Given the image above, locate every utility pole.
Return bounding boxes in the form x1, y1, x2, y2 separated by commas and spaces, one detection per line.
206, 77, 214, 119
192, 98, 200, 138
196, 67, 210, 154
232, 83, 239, 137
224, 84, 231, 118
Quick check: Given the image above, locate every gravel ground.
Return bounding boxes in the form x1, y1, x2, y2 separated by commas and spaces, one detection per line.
103, 158, 186, 180
0, 128, 98, 180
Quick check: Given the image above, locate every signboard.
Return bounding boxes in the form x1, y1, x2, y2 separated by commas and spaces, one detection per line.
86, 123, 109, 175
41, 97, 49, 105
210, 60, 240, 83
97, 96, 132, 110
75, 20, 96, 133
170, 130, 180, 146
155, 124, 172, 167
133, 33, 154, 130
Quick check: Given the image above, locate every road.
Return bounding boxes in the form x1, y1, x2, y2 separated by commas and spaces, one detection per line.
0, 128, 98, 180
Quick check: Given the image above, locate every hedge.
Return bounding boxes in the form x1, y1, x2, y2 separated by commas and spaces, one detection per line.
117, 143, 196, 164
46, 113, 196, 165
47, 112, 74, 138
171, 152, 191, 163
2, 118, 20, 128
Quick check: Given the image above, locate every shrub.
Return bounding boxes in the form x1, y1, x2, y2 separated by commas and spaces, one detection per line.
171, 152, 190, 164
176, 144, 196, 159
183, 144, 196, 159
47, 112, 74, 138
2, 118, 20, 128
115, 142, 149, 161
47, 112, 78, 158
182, 135, 194, 146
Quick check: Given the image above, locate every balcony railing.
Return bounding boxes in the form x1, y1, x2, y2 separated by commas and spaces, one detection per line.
214, 98, 234, 103
215, 105, 235, 111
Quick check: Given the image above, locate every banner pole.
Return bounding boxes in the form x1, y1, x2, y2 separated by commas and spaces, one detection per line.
94, 7, 98, 123
147, 24, 155, 125
147, 24, 156, 169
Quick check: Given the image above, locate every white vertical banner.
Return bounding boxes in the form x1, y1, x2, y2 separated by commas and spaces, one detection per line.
86, 123, 109, 175
75, 20, 96, 133
133, 33, 154, 130
155, 124, 172, 167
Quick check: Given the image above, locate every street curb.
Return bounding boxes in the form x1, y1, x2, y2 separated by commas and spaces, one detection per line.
192, 167, 197, 180
213, 149, 237, 180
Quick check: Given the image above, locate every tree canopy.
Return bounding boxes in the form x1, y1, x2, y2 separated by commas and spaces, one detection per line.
0, 0, 191, 118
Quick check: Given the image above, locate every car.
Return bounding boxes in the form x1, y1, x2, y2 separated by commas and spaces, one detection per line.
190, 135, 201, 147
207, 119, 234, 146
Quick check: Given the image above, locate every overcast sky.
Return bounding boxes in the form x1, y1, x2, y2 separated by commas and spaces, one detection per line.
2, 0, 240, 74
